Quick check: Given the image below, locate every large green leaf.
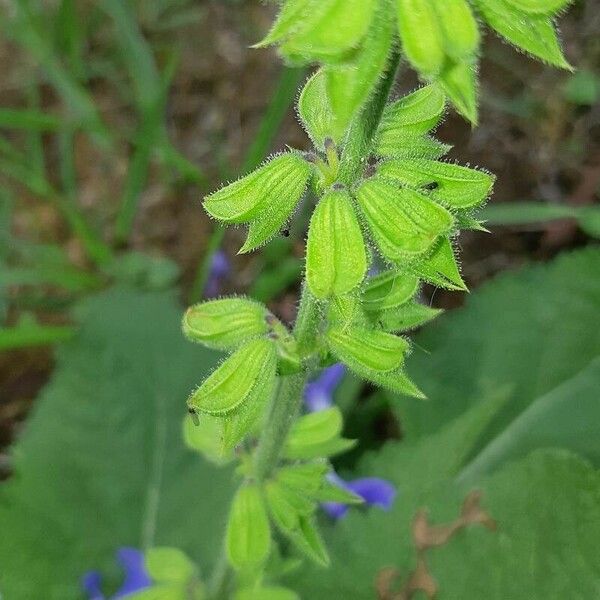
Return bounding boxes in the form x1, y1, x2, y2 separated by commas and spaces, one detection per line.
0, 289, 235, 599
395, 249, 600, 449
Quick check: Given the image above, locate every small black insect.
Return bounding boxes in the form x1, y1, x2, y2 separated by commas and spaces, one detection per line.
187, 407, 200, 426
423, 181, 439, 191
282, 228, 290, 237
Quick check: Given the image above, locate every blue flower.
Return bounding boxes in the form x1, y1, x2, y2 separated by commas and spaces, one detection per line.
204, 250, 230, 298
322, 472, 397, 519
304, 363, 345, 412
82, 547, 151, 600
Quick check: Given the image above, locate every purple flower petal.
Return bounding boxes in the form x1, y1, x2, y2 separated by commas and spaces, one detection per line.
82, 571, 105, 600
304, 364, 345, 412
114, 548, 151, 598
322, 473, 397, 520
204, 250, 231, 297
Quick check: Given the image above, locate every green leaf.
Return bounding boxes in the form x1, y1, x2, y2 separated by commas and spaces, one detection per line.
504, 0, 572, 15
396, 0, 445, 77
297, 70, 339, 149
432, 0, 480, 60
459, 358, 600, 482
226, 483, 272, 570
362, 271, 420, 312
412, 236, 467, 290
279, 0, 377, 61
203, 153, 310, 225
379, 158, 494, 210
183, 413, 232, 465
306, 189, 367, 299
182, 297, 269, 350
438, 59, 479, 123
355, 178, 454, 260
236, 586, 299, 600
0, 290, 235, 598
325, 2, 394, 136
145, 547, 196, 583
474, 0, 571, 69
327, 326, 409, 372
187, 338, 277, 416
396, 248, 600, 445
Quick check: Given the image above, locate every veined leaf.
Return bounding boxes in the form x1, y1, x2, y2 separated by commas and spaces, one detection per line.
378, 158, 494, 209
226, 484, 271, 570
474, 0, 571, 69
326, 326, 409, 372
203, 154, 310, 224
376, 302, 443, 333
439, 59, 479, 123
374, 134, 452, 160
182, 297, 269, 350
356, 178, 454, 261
363, 271, 420, 312
396, 0, 445, 77
187, 338, 276, 416
412, 236, 467, 291
306, 189, 367, 299
432, 0, 480, 60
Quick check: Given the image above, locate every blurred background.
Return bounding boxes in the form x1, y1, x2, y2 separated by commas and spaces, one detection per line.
1, 0, 598, 461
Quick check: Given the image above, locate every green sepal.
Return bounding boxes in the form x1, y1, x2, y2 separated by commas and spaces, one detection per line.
377, 85, 446, 138
363, 271, 420, 313
396, 0, 445, 77
326, 293, 367, 328
432, 0, 480, 60
145, 548, 196, 584
126, 587, 195, 600
378, 158, 494, 210
277, 463, 329, 496
267, 479, 315, 521
474, 0, 571, 69
504, 0, 572, 15
221, 352, 277, 451
182, 297, 269, 350
226, 483, 271, 570
284, 407, 356, 460
324, 1, 394, 137
438, 60, 479, 124
187, 338, 276, 416
376, 301, 443, 333
355, 177, 454, 260
183, 413, 232, 465
367, 367, 426, 398
286, 515, 330, 566
311, 480, 364, 505
413, 236, 467, 291
326, 325, 409, 373
204, 154, 307, 223
235, 586, 299, 600
375, 134, 452, 160
306, 189, 367, 299
279, 0, 377, 62
297, 70, 339, 150
268, 318, 302, 375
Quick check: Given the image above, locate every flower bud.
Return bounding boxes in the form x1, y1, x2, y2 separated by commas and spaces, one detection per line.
363, 271, 420, 312
306, 189, 367, 299
182, 297, 269, 350
378, 158, 495, 209
414, 236, 467, 291
355, 177, 453, 261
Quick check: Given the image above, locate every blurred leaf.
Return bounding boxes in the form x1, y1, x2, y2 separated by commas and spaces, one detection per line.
0, 321, 76, 350
395, 248, 600, 447
563, 69, 600, 105
0, 289, 235, 598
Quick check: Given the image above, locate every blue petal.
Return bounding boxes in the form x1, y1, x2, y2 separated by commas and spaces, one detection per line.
321, 501, 349, 519
114, 547, 151, 598
204, 250, 231, 297
81, 571, 105, 600
347, 477, 396, 510
304, 364, 345, 412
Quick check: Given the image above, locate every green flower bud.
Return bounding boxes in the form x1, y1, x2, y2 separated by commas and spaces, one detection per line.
182, 297, 269, 350
306, 189, 367, 299
203, 153, 310, 226
325, 2, 394, 137
397, 0, 446, 77
378, 158, 495, 209
226, 483, 271, 570
439, 60, 479, 124
183, 413, 231, 465
187, 338, 276, 416
355, 177, 453, 260
505, 0, 572, 15
413, 236, 467, 290
280, 0, 377, 61
474, 0, 571, 69
297, 70, 340, 150
326, 326, 409, 372
145, 547, 197, 584
432, 0, 480, 60
363, 271, 420, 312
376, 301, 443, 333
284, 407, 356, 460
375, 134, 452, 160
